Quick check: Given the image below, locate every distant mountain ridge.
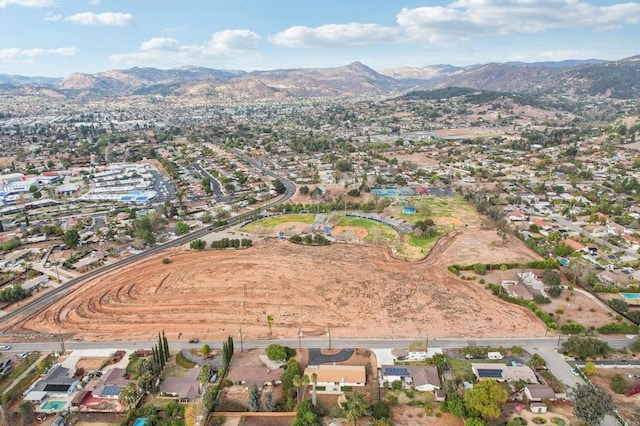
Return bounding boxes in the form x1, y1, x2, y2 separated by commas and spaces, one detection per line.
1, 55, 639, 99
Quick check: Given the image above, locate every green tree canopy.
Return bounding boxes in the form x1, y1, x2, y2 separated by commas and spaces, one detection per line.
572, 383, 614, 425
266, 344, 288, 361
61, 229, 80, 247
464, 380, 508, 420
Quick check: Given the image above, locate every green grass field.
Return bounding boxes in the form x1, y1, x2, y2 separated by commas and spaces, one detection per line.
241, 214, 316, 232
334, 215, 398, 242
396, 196, 475, 224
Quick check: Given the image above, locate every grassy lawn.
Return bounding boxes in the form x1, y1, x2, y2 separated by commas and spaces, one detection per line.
334, 214, 398, 242
161, 362, 195, 379
242, 213, 315, 232
445, 355, 474, 381
0, 353, 40, 393
393, 196, 479, 226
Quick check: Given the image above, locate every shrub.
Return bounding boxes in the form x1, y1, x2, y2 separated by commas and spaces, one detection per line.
598, 323, 639, 334
611, 374, 629, 394
162, 257, 170, 264
561, 323, 585, 335
265, 344, 288, 361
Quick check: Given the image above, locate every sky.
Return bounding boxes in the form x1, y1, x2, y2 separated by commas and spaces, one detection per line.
0, 0, 639, 77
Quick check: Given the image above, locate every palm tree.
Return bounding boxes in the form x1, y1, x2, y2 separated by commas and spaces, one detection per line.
118, 382, 139, 408
344, 392, 369, 426
292, 374, 310, 405
267, 315, 274, 337
311, 372, 318, 407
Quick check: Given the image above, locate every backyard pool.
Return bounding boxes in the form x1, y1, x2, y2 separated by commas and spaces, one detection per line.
621, 293, 640, 300
40, 400, 67, 411
133, 418, 148, 426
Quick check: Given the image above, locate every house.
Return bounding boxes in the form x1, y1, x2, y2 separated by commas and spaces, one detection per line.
27, 365, 79, 397
562, 238, 586, 252
471, 363, 538, 384
159, 367, 201, 402
91, 368, 131, 399
304, 365, 366, 393
227, 366, 284, 388
380, 365, 441, 392
524, 384, 555, 402
507, 210, 529, 222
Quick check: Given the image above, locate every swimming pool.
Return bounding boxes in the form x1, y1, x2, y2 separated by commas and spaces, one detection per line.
133, 418, 148, 426
621, 293, 640, 300
40, 401, 66, 411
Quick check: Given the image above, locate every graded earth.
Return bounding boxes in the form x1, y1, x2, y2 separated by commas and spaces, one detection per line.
12, 228, 547, 341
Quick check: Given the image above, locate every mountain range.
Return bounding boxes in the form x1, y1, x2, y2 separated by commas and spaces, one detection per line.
1, 55, 639, 100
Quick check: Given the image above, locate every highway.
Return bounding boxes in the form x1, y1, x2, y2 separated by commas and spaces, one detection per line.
0, 155, 297, 332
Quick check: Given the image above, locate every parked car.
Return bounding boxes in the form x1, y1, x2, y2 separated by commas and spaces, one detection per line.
0, 345, 10, 351
18, 352, 32, 359
189, 338, 199, 344
571, 369, 580, 376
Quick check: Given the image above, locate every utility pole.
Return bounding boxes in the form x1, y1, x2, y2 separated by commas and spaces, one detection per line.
298, 327, 303, 352
327, 327, 331, 350
59, 329, 65, 354
238, 328, 244, 353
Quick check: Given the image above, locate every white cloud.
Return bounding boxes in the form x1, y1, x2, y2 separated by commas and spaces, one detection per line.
0, 46, 77, 60
109, 30, 261, 68
270, 23, 401, 48
44, 12, 61, 22
65, 12, 135, 27
140, 38, 180, 52
397, 0, 640, 42
0, 0, 52, 7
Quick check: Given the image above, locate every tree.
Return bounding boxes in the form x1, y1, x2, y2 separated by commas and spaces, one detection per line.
583, 361, 599, 376
563, 336, 611, 359
266, 344, 288, 361
608, 298, 629, 314
273, 178, 286, 194
222, 336, 234, 368
496, 219, 510, 244
344, 392, 370, 426
175, 221, 190, 235
611, 374, 629, 394
465, 419, 485, 426
264, 392, 275, 412
281, 359, 301, 399
432, 353, 447, 372
464, 380, 508, 420
572, 383, 614, 425
61, 229, 80, 247
293, 400, 320, 426
248, 384, 262, 411
18, 401, 34, 426
371, 401, 391, 420
190, 239, 206, 250
267, 314, 274, 337
293, 374, 310, 404
118, 382, 139, 408
542, 269, 562, 287
202, 344, 211, 355
199, 364, 211, 385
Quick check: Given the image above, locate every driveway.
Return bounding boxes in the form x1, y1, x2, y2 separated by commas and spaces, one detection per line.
181, 349, 222, 370
307, 348, 354, 366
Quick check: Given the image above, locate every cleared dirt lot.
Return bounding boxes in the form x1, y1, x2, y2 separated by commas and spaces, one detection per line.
11, 228, 547, 341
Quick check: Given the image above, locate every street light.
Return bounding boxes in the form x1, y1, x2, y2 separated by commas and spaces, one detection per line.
298, 327, 303, 352
327, 327, 331, 350
238, 328, 244, 353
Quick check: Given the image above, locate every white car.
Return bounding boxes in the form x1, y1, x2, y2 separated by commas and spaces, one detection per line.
18, 352, 32, 358
0, 345, 10, 351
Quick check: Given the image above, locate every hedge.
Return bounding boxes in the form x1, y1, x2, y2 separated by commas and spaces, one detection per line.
449, 259, 559, 273
488, 284, 556, 330
560, 323, 586, 335
597, 323, 639, 334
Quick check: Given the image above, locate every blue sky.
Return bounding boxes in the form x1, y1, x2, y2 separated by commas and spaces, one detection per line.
0, 0, 639, 76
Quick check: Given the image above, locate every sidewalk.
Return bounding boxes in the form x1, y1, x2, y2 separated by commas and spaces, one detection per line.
3, 352, 48, 394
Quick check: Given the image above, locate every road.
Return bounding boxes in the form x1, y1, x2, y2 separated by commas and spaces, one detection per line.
0, 336, 633, 354
192, 163, 223, 197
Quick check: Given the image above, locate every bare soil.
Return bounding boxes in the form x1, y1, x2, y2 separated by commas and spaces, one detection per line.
11, 227, 547, 341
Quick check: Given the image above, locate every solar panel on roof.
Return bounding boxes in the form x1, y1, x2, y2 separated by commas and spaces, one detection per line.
101, 385, 121, 397
43, 384, 71, 392
476, 369, 503, 378
385, 367, 409, 376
